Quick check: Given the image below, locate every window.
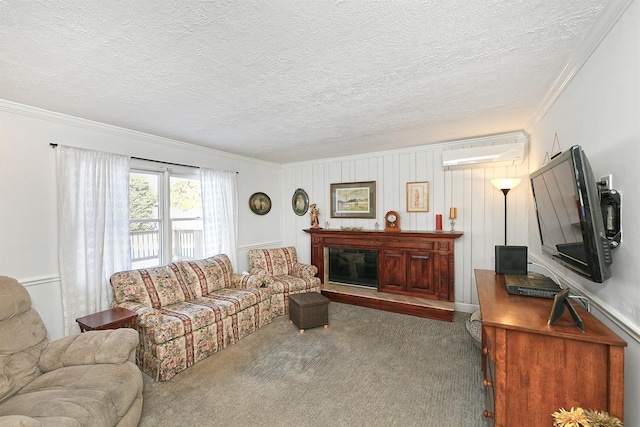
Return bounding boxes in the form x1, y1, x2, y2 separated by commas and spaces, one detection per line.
129, 164, 204, 269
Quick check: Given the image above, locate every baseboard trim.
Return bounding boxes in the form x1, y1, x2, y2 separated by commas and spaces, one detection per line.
455, 302, 479, 314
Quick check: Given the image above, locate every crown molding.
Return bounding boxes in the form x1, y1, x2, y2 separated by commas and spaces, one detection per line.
0, 99, 279, 169
525, 0, 635, 134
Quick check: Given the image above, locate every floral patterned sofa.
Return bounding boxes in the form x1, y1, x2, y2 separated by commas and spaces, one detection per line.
109, 254, 272, 381
248, 247, 322, 315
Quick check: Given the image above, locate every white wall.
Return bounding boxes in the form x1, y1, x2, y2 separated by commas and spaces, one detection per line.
281, 131, 530, 311
0, 102, 282, 340
1, 2, 637, 419
279, 3, 640, 421
529, 1, 639, 424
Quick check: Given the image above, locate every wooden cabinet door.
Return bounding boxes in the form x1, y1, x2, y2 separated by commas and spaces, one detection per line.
378, 249, 407, 291
406, 250, 436, 296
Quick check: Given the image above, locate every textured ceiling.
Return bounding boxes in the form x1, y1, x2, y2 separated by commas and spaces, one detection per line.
0, 1, 610, 163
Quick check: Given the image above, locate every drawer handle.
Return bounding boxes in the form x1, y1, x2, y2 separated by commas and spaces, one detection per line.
385, 254, 401, 258
483, 378, 493, 387
482, 347, 490, 355
483, 410, 494, 419
411, 255, 430, 260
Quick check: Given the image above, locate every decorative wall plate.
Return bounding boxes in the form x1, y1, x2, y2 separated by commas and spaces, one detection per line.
249, 192, 271, 215
292, 188, 309, 216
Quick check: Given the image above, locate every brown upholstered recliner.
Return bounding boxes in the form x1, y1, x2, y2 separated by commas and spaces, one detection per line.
0, 276, 143, 426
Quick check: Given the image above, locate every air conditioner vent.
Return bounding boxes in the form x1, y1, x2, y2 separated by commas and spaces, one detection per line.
442, 142, 526, 170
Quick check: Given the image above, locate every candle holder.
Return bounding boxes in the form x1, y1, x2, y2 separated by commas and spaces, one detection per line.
448, 207, 457, 232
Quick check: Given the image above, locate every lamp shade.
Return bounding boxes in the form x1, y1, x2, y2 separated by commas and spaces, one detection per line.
491, 178, 521, 190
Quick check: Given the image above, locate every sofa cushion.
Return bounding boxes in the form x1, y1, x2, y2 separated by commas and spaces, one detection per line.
248, 247, 300, 276
149, 288, 272, 345
176, 254, 235, 296
110, 265, 190, 309
203, 288, 272, 314
151, 303, 226, 345
0, 363, 142, 426
269, 276, 319, 294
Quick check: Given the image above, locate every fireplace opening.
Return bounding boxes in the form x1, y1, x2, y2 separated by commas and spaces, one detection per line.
328, 248, 378, 288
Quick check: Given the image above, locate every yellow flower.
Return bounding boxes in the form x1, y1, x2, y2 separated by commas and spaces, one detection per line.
552, 407, 590, 427
585, 409, 623, 427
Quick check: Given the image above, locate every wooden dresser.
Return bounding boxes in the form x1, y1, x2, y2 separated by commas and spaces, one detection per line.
475, 269, 626, 426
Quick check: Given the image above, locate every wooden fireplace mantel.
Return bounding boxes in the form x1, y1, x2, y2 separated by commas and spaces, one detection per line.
304, 228, 463, 304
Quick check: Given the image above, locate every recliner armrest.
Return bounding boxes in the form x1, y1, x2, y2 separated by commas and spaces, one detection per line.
38, 329, 138, 372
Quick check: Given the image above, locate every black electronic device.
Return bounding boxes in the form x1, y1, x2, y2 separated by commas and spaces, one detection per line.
530, 145, 616, 283
504, 273, 562, 299
495, 245, 528, 275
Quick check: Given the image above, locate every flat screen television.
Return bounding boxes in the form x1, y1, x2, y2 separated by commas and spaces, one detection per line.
530, 145, 612, 282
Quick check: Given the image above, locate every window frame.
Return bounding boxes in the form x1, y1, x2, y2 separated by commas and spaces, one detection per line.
130, 159, 202, 268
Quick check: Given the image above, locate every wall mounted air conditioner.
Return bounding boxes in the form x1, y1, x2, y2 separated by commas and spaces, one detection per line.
442, 141, 526, 170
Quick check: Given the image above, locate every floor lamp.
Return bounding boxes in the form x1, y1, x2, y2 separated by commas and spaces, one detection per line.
491, 178, 521, 245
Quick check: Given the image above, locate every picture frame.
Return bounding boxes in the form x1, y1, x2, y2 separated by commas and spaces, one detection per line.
292, 188, 309, 216
548, 287, 585, 332
249, 192, 271, 215
330, 181, 376, 219
406, 181, 430, 212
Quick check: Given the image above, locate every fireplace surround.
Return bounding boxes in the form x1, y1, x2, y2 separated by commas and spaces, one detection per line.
305, 229, 463, 315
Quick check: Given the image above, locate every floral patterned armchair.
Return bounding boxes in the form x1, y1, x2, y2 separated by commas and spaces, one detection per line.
248, 247, 321, 315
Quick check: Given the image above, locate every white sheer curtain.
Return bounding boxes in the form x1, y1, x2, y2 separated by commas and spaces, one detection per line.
200, 168, 238, 267
56, 145, 131, 336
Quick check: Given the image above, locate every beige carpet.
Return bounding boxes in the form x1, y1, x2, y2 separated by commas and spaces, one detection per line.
139, 302, 485, 427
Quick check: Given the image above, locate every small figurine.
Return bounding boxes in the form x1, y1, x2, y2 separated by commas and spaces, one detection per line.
310, 203, 321, 228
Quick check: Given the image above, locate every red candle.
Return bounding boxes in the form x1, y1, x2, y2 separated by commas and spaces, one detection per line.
436, 214, 443, 231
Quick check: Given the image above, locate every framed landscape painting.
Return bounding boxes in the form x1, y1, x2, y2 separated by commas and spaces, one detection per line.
330, 181, 376, 218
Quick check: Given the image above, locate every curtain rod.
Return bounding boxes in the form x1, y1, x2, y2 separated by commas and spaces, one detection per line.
49, 143, 238, 173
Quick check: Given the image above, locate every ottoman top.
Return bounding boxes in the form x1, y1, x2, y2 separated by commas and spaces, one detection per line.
289, 292, 329, 308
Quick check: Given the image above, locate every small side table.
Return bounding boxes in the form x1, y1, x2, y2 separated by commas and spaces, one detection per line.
76, 307, 138, 333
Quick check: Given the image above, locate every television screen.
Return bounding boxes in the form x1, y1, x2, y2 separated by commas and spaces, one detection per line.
530, 145, 612, 282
